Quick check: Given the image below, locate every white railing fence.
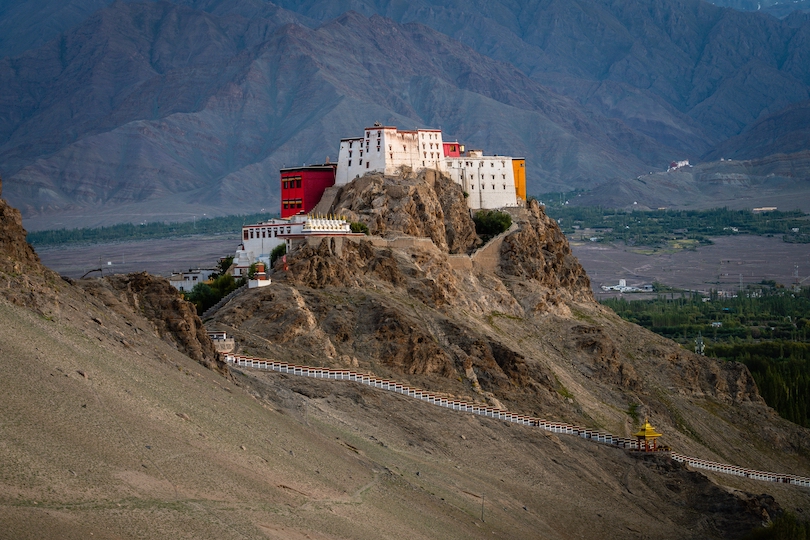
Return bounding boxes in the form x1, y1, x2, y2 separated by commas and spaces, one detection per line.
225, 354, 810, 488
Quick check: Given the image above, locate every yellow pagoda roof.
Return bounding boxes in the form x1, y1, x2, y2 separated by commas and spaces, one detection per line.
633, 419, 662, 439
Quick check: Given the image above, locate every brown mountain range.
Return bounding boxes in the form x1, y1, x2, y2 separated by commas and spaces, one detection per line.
1, 0, 809, 228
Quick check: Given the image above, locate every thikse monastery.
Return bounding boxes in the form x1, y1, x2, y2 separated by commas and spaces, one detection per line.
232, 124, 527, 276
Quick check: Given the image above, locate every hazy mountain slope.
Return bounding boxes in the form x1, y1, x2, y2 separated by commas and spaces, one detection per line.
2, 3, 675, 228
273, 0, 810, 152
704, 101, 810, 161
2, 0, 810, 227
574, 150, 810, 211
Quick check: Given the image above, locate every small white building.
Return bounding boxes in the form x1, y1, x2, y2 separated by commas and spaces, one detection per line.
168, 268, 217, 292
234, 216, 307, 276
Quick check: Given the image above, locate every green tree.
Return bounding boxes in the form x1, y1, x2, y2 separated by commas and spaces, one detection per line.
271, 243, 286, 265
185, 283, 219, 314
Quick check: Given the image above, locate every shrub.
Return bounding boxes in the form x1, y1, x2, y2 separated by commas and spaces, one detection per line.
350, 221, 369, 235
473, 210, 512, 239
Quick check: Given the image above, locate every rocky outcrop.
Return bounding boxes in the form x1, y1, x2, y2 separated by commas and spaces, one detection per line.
500, 199, 593, 302
0, 177, 62, 311
96, 273, 227, 376
321, 169, 479, 254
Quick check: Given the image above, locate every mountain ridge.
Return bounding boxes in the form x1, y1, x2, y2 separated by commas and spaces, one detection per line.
2, 0, 809, 228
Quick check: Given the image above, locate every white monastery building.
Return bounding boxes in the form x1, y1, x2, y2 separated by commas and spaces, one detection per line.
444, 150, 520, 210
336, 123, 526, 211
337, 126, 446, 184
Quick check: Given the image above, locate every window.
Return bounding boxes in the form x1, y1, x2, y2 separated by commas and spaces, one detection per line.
366, 162, 370, 168
471, 184, 475, 189
403, 145, 407, 151
250, 230, 254, 238
287, 226, 291, 233
348, 160, 352, 166
296, 179, 301, 188
273, 229, 277, 237
359, 159, 363, 165
390, 153, 393, 159
283, 202, 289, 209
430, 152, 434, 158
502, 174, 506, 179
490, 163, 494, 167
243, 230, 249, 240
262, 230, 266, 238
430, 143, 433, 149
349, 141, 353, 148
377, 130, 381, 136
349, 151, 352, 157
360, 150, 363, 156
296, 201, 302, 208
389, 145, 392, 150
377, 146, 380, 151
491, 175, 495, 180
491, 184, 495, 190
366, 132, 370, 139
422, 161, 425, 166
503, 184, 506, 190
481, 184, 485, 189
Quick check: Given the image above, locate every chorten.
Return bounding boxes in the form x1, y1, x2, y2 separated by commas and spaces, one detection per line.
633, 419, 663, 452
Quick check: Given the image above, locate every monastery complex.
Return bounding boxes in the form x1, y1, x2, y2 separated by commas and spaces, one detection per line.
336, 124, 526, 210
233, 124, 527, 277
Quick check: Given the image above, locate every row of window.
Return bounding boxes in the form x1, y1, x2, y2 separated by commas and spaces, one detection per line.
282, 178, 302, 189
282, 199, 303, 210
454, 161, 507, 168
469, 184, 508, 190
243, 225, 293, 240
347, 160, 372, 169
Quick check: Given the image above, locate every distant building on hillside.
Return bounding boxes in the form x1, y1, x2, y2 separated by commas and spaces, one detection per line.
668, 159, 691, 171
335, 123, 525, 210
168, 268, 217, 292
280, 163, 337, 218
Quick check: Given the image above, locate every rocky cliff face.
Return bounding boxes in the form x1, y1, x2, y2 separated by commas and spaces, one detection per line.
80, 273, 227, 376
0, 177, 63, 311
328, 169, 479, 254
500, 199, 593, 306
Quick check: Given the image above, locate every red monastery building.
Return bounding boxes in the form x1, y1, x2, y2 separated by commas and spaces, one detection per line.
280, 163, 337, 218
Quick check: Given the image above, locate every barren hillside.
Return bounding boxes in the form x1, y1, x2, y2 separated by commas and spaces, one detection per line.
3, 173, 810, 539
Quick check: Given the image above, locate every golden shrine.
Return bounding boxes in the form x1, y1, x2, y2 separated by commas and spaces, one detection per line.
633, 419, 663, 452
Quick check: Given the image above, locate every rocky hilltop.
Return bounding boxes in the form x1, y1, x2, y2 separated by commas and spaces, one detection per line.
210, 172, 810, 483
